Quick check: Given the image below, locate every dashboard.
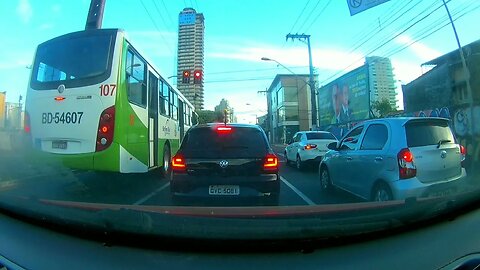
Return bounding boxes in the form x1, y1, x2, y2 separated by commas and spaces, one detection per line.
0, 205, 479, 270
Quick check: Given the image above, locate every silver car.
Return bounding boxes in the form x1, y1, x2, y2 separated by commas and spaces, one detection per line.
319, 117, 467, 201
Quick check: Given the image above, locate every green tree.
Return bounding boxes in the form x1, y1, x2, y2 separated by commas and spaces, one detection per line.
372, 98, 396, 118
196, 110, 225, 124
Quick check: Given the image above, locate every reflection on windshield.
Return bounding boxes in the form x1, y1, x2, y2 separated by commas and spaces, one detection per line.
0, 0, 479, 240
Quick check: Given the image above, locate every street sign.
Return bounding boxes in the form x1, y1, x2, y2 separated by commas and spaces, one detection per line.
346, 0, 391, 16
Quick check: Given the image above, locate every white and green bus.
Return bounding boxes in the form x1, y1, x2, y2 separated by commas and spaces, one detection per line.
25, 28, 196, 174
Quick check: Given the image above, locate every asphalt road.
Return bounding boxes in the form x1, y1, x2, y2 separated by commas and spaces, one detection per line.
0, 145, 362, 207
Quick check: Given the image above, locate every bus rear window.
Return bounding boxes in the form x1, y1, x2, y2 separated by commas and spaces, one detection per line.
31, 31, 115, 90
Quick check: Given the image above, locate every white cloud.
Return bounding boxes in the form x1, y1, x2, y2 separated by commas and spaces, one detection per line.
395, 34, 442, 61
17, 0, 33, 24
208, 43, 364, 72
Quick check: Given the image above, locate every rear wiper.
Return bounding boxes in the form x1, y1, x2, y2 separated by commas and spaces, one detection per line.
437, 139, 451, 148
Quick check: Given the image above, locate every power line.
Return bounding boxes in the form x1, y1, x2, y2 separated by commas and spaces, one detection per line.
295, 0, 322, 33
304, 0, 333, 33
288, 0, 311, 34
207, 66, 310, 75
160, 0, 175, 28
151, 0, 171, 30
319, 0, 451, 85
383, 1, 480, 59
140, 0, 174, 53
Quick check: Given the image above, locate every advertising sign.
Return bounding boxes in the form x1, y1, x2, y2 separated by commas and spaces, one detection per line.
0, 92, 5, 128
318, 65, 370, 128
346, 0, 391, 16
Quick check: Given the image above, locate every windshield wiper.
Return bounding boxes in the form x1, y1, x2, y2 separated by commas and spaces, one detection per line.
437, 139, 451, 148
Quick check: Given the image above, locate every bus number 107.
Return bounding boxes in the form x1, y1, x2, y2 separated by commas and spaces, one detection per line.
100, 84, 116, 96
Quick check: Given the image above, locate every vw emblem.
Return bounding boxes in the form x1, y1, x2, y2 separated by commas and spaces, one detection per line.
440, 150, 447, 159
219, 160, 229, 168
57, 84, 65, 94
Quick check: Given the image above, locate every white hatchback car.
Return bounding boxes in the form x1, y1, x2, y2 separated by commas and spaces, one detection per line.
319, 117, 467, 201
285, 131, 338, 170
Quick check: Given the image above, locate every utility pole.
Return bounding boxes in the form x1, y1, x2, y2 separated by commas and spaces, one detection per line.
85, 0, 106, 30
286, 33, 317, 130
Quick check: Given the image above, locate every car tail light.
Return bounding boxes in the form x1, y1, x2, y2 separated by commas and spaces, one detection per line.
172, 154, 187, 172
216, 125, 232, 134
397, 148, 416, 179
304, 144, 317, 150
263, 154, 278, 173
24, 111, 31, 133
96, 106, 115, 152
460, 145, 466, 167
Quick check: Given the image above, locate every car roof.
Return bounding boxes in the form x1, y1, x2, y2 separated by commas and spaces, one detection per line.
191, 123, 263, 130
360, 117, 450, 126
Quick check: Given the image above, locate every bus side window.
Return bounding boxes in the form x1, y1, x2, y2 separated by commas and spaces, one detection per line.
126, 50, 146, 107
158, 80, 166, 115
170, 89, 178, 120
162, 83, 170, 117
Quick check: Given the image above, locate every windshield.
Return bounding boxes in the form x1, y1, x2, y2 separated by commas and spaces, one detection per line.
406, 120, 456, 147
182, 126, 268, 158
306, 132, 337, 140
30, 30, 116, 90
0, 0, 479, 246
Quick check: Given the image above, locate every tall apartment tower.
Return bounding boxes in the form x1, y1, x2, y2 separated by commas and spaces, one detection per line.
366, 56, 398, 109
176, 8, 205, 110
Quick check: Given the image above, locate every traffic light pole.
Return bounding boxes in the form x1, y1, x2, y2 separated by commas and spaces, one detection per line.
286, 33, 317, 130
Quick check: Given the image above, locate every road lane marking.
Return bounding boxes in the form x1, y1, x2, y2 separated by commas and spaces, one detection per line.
133, 182, 170, 205
280, 176, 316, 206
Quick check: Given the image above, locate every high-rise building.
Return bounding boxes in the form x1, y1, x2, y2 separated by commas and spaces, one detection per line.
366, 56, 398, 109
176, 8, 205, 110
214, 98, 236, 123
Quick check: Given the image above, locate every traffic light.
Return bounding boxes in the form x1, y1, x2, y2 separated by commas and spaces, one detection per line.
193, 70, 202, 84
182, 70, 190, 84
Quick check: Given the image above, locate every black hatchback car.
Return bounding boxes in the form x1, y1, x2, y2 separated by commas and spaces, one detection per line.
170, 123, 280, 206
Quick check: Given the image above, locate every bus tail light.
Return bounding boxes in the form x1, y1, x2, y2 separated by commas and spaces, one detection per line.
397, 148, 416, 179
96, 106, 115, 152
24, 112, 31, 133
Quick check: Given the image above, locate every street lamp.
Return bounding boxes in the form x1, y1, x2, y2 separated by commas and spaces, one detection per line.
261, 57, 299, 76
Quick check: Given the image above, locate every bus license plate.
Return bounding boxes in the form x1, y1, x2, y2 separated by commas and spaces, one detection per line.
52, 141, 67, 149
209, 185, 240, 195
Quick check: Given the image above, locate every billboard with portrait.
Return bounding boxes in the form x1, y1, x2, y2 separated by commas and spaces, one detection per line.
318, 65, 370, 127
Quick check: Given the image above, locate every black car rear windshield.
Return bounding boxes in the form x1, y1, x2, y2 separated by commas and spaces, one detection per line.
306, 133, 336, 140
182, 127, 268, 158
406, 120, 455, 147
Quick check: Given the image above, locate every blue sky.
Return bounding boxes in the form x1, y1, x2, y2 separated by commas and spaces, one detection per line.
1, 0, 479, 123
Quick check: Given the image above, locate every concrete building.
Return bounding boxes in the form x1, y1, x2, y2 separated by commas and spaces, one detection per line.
266, 74, 314, 144
366, 56, 397, 108
176, 8, 205, 110
402, 39, 480, 170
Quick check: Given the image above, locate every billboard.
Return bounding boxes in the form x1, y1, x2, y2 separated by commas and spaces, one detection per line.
318, 65, 369, 128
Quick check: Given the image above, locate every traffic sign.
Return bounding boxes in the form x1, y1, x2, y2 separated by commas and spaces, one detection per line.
346, 0, 391, 16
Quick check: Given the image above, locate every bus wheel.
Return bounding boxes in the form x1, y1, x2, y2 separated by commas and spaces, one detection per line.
161, 144, 171, 178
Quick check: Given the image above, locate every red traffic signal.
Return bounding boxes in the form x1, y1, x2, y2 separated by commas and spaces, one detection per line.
193, 70, 202, 84
182, 70, 190, 83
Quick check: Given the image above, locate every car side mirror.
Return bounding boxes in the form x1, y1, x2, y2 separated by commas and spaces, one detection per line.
287, 139, 293, 145
327, 142, 338, 150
